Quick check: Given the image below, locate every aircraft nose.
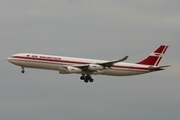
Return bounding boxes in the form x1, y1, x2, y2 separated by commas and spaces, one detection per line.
7, 57, 13, 63
7, 57, 10, 62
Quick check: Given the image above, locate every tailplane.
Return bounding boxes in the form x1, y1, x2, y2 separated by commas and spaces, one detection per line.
136, 45, 168, 66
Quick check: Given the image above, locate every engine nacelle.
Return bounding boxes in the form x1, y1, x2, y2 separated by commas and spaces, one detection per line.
59, 66, 82, 74
88, 64, 104, 71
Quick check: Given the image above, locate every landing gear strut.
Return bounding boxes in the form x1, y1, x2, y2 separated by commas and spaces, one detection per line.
80, 74, 94, 83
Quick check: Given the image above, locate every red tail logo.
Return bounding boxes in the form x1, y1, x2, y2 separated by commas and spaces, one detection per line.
137, 45, 168, 66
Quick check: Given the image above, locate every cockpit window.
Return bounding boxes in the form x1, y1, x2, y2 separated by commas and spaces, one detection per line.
12, 56, 16, 58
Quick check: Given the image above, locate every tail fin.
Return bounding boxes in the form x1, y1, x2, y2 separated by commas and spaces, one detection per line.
136, 45, 168, 66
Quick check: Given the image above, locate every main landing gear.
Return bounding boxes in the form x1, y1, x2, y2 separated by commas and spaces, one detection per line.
80, 74, 94, 83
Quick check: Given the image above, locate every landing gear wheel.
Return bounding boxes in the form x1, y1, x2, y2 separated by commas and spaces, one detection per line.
80, 74, 85, 80
84, 79, 88, 83
80, 74, 94, 83
89, 78, 94, 82
85, 75, 90, 80
21, 70, 25, 73
80, 76, 83, 80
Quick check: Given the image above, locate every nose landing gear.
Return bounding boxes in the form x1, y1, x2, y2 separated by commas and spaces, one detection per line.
21, 67, 25, 73
80, 74, 94, 83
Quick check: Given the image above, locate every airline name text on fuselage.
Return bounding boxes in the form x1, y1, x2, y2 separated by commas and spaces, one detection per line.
31, 55, 61, 60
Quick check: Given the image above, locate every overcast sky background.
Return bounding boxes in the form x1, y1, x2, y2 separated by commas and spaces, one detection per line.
0, 0, 180, 120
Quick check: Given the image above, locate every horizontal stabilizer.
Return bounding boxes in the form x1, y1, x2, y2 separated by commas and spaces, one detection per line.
148, 65, 171, 71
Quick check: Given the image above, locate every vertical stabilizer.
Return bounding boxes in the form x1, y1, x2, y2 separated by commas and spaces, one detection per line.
136, 45, 168, 66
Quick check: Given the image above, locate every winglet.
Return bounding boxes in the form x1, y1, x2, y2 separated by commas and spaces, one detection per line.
119, 56, 128, 62
110, 56, 129, 63
98, 56, 128, 68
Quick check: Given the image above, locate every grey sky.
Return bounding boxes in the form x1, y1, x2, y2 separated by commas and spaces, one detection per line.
1, 0, 180, 120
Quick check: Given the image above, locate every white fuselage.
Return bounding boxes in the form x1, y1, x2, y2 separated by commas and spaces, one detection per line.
7, 53, 154, 76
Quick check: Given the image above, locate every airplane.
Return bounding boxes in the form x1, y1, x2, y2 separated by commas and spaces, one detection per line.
7, 45, 170, 83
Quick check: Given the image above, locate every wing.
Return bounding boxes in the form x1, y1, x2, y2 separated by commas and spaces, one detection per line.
98, 56, 128, 68
75, 56, 128, 71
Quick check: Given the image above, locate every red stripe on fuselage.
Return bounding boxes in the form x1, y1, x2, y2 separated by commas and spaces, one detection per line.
14, 56, 149, 71
15, 56, 88, 65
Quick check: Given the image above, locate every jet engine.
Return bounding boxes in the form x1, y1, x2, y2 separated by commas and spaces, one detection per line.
88, 64, 104, 71
59, 66, 82, 74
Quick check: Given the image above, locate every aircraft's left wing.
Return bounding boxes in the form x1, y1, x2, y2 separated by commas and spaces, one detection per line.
98, 56, 128, 68
74, 56, 128, 72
